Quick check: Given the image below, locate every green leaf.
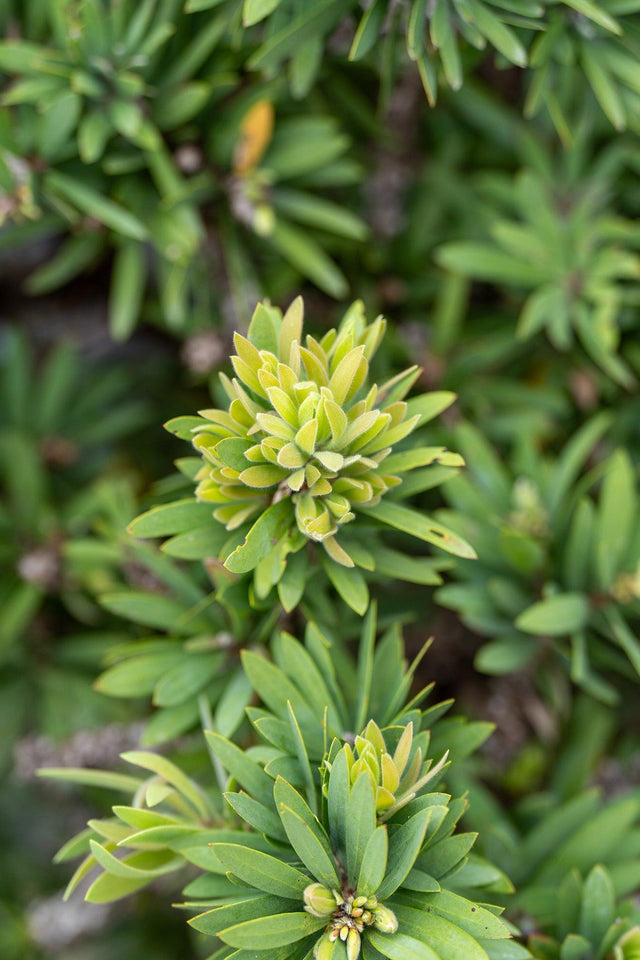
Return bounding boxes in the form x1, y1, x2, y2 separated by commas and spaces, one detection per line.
247, 1, 344, 71
85, 871, 151, 903
225, 500, 293, 574
327, 747, 350, 856
110, 242, 146, 341
367, 929, 439, 960
44, 171, 148, 240
464, 0, 527, 65
163, 526, 230, 560
436, 242, 541, 285
354, 604, 377, 733
153, 653, 223, 707
120, 751, 211, 820
89, 842, 181, 879
350, 0, 387, 60
359, 501, 477, 559
153, 82, 210, 129
357, 826, 388, 897
395, 905, 491, 960
418, 833, 477, 879
322, 554, 369, 615
278, 550, 309, 612
269, 219, 348, 299
373, 548, 448, 586
286, 703, 316, 811
548, 412, 611, 517
537, 797, 639, 882
474, 637, 537, 675
559, 934, 594, 960
78, 109, 112, 163
189, 895, 293, 936
100, 591, 205, 633
419, 890, 509, 940
278, 804, 341, 889
346, 770, 376, 884
204, 731, 274, 806
225, 792, 288, 842
0, 40, 46, 71
212, 844, 311, 898
566, 0, 621, 33
515, 593, 590, 636
273, 189, 368, 241
241, 651, 315, 730
35, 342, 78, 433
25, 233, 103, 294
0, 581, 42, 651
603, 607, 640, 678
377, 810, 431, 898
243, 0, 282, 25
38, 768, 143, 793
217, 438, 254, 471
0, 431, 45, 534
248, 302, 280, 353
578, 865, 615, 946
215, 911, 325, 949
215, 670, 254, 738
185, 0, 228, 9
95, 651, 184, 698
595, 450, 635, 588
581, 42, 626, 129
164, 416, 208, 440
141, 698, 201, 746
383, 446, 463, 473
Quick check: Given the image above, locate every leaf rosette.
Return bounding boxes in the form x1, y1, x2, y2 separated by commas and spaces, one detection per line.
189, 724, 513, 960
435, 418, 640, 702
141, 297, 473, 612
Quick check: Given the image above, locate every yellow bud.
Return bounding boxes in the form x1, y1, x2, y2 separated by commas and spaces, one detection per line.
347, 928, 362, 960
373, 904, 398, 934
314, 933, 339, 960
304, 882, 338, 918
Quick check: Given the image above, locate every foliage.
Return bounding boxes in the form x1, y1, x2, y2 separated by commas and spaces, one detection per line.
435, 419, 640, 702
2, 1, 640, 959
130, 298, 471, 614
436, 138, 640, 387
0, 330, 152, 762
48, 615, 518, 960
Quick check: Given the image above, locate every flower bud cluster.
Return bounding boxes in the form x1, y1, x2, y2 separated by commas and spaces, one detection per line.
305, 884, 397, 960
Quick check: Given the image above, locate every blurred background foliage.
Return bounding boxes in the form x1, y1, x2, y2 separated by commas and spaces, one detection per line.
1, 0, 640, 958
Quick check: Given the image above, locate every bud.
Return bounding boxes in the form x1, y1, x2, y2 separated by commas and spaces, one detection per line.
304, 883, 338, 918
314, 933, 339, 960
346, 927, 362, 960
618, 926, 640, 958
372, 904, 398, 934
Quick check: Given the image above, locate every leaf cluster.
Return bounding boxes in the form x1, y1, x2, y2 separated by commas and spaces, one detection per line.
435, 418, 640, 701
